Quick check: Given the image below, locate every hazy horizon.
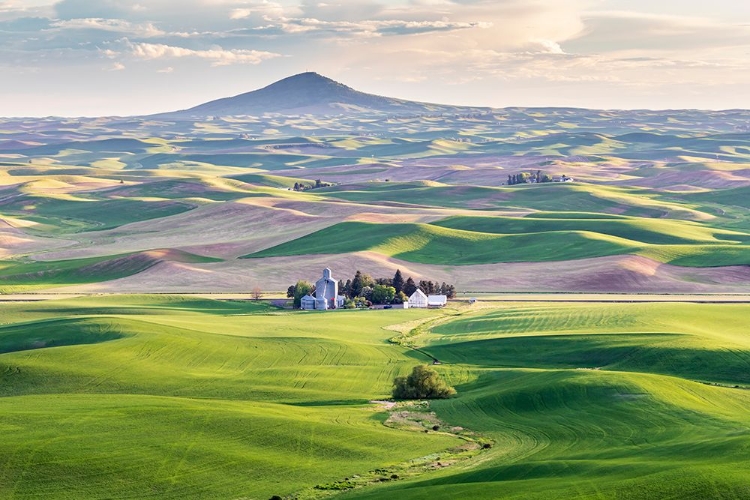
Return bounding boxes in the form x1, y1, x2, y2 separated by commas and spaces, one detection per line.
2, 0, 750, 117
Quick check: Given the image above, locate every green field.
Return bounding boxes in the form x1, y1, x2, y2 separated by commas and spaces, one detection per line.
246, 219, 750, 267
2, 297, 750, 499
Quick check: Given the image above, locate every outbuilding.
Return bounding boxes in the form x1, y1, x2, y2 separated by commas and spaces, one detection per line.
427, 295, 448, 308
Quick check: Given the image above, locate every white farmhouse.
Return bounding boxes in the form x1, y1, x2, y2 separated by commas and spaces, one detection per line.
408, 289, 428, 308
427, 295, 448, 308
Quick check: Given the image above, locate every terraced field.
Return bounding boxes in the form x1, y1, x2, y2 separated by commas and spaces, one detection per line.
2, 297, 749, 499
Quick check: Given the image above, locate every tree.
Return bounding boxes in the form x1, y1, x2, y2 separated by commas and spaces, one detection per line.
403, 277, 418, 297
419, 280, 436, 295
393, 269, 404, 294
286, 285, 296, 298
252, 286, 263, 301
351, 270, 374, 297
371, 284, 396, 305
393, 291, 408, 304
292, 280, 314, 309
392, 365, 456, 399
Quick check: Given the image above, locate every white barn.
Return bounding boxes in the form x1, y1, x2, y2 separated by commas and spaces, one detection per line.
427, 295, 448, 308
408, 289, 428, 308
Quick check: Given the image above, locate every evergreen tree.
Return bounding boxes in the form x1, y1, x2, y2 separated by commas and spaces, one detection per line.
403, 277, 418, 296
393, 269, 404, 294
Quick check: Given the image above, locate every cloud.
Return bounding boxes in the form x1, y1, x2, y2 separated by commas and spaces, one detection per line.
157, 66, 174, 73
230, 8, 252, 20
265, 16, 493, 37
51, 17, 165, 37
570, 10, 750, 52
109, 61, 125, 70
129, 41, 282, 66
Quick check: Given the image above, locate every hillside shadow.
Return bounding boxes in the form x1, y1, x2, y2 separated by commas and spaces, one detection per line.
0, 318, 129, 354
427, 334, 750, 385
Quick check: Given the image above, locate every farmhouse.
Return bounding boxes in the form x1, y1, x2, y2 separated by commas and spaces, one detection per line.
408, 289, 428, 308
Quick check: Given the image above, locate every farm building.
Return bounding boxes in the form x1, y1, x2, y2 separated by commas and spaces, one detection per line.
302, 269, 346, 310
428, 295, 448, 308
300, 294, 317, 310
408, 289, 428, 308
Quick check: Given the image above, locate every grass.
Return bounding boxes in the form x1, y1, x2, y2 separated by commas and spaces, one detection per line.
0, 195, 196, 233
339, 302, 750, 499
0, 296, 455, 499
245, 220, 750, 267
2, 298, 750, 499
0, 250, 222, 291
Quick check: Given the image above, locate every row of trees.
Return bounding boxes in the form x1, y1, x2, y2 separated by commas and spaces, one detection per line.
507, 170, 554, 185
287, 269, 456, 309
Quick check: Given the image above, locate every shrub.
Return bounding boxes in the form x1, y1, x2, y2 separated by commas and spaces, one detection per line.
392, 365, 456, 399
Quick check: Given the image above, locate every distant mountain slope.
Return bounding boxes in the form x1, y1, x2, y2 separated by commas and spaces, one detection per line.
152, 72, 491, 119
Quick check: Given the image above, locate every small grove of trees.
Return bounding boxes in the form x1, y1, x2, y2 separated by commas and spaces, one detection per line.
292, 179, 333, 191
287, 280, 314, 308
507, 170, 554, 185
392, 365, 456, 399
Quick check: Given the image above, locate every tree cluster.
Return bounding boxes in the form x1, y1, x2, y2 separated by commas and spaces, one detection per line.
392, 365, 456, 400
292, 179, 333, 191
338, 270, 456, 307
287, 280, 314, 309
507, 170, 554, 185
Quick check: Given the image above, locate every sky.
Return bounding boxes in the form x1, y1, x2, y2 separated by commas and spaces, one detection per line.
1, 0, 750, 116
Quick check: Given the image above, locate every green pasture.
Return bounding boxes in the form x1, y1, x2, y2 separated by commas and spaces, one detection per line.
0, 296, 454, 499
341, 302, 750, 499
2, 297, 750, 499
246, 220, 750, 267
0, 195, 195, 233
0, 251, 221, 292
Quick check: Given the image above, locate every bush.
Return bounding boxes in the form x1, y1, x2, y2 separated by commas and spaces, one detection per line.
392, 365, 456, 399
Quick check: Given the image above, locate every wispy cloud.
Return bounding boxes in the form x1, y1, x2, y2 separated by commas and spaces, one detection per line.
51, 17, 165, 37
128, 41, 282, 66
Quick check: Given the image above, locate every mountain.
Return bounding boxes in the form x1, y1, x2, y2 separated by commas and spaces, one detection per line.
152, 72, 491, 119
